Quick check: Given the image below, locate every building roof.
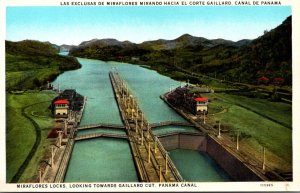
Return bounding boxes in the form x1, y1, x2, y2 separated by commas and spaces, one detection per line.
194, 97, 208, 101
258, 76, 269, 81
54, 99, 69, 104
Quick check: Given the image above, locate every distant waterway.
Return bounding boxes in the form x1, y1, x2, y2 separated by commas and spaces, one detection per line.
53, 57, 229, 182
58, 51, 69, 56
107, 61, 188, 124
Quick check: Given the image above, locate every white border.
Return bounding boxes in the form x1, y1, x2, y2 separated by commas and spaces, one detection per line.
1, 0, 299, 192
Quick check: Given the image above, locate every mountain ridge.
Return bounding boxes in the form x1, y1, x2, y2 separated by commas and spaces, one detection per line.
69, 15, 291, 85
73, 33, 251, 51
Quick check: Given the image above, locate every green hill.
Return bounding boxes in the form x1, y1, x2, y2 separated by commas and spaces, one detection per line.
70, 16, 291, 86
6, 40, 81, 91
233, 16, 292, 84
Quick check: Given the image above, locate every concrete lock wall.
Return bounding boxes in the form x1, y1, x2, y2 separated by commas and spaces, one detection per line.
159, 134, 206, 151
206, 136, 263, 181
159, 133, 263, 181
179, 134, 207, 151
159, 134, 178, 150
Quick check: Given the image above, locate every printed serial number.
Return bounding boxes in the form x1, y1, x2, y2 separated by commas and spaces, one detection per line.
260, 183, 273, 187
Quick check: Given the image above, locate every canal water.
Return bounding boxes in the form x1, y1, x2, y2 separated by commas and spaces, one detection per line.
53, 57, 230, 182
64, 138, 138, 182
169, 149, 230, 181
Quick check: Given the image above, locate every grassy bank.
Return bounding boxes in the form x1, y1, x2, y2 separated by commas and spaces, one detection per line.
202, 92, 292, 171
6, 40, 81, 91
6, 90, 57, 182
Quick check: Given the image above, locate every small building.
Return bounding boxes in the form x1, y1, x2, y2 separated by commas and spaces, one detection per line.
53, 99, 69, 118
194, 97, 208, 114
166, 84, 210, 115
51, 89, 84, 118
257, 76, 270, 84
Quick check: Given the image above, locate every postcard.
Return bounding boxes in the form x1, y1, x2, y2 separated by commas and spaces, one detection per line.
1, 0, 300, 191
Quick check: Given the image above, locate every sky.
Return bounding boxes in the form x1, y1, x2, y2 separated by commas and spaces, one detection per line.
6, 6, 291, 45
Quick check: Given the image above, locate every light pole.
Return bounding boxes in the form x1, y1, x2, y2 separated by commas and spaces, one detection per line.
141, 132, 144, 146
135, 118, 138, 133
57, 131, 62, 148
236, 130, 240, 151
141, 113, 144, 127
154, 137, 157, 154
159, 166, 162, 182
124, 95, 127, 108
262, 147, 266, 170
148, 143, 151, 163
165, 152, 169, 175
217, 120, 221, 138
131, 96, 134, 109
39, 169, 43, 183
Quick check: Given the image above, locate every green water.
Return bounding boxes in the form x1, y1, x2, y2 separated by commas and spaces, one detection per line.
53, 58, 123, 126
107, 61, 187, 123
54, 58, 188, 125
170, 149, 230, 181
64, 138, 138, 182
53, 58, 230, 182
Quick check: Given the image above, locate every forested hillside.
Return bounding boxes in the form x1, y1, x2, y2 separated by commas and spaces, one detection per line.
6, 40, 81, 90
70, 16, 291, 85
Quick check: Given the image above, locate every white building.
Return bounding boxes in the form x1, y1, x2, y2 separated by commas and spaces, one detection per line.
194, 97, 208, 114
53, 99, 69, 118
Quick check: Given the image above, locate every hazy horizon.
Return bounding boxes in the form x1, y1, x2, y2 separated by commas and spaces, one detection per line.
6, 6, 291, 45
6, 33, 256, 46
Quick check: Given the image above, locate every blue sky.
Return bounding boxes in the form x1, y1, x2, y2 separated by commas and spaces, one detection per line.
6, 6, 291, 45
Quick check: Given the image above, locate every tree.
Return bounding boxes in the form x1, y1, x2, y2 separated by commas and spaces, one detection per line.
264, 29, 269, 34
33, 78, 41, 87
